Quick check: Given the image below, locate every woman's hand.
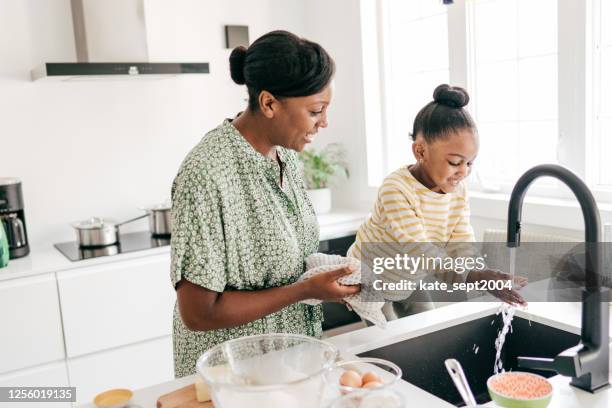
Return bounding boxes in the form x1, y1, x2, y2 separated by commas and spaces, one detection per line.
467, 269, 528, 306
301, 265, 361, 302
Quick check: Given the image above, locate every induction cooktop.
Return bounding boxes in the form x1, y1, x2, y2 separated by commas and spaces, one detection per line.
54, 230, 170, 262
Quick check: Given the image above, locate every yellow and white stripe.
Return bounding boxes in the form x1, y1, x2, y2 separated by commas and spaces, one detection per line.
348, 166, 476, 286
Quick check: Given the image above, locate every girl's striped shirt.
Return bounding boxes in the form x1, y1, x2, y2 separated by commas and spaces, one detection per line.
347, 166, 476, 290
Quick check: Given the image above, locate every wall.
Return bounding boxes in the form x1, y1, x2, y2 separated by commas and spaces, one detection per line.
303, 0, 379, 212
0, 0, 306, 247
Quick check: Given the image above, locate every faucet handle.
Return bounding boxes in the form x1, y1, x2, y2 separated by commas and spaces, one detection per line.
517, 345, 581, 377
516, 356, 555, 372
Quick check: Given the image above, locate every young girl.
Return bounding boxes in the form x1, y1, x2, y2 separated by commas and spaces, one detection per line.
348, 84, 525, 320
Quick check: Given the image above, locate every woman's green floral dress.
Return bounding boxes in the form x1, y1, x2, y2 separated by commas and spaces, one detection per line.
170, 119, 321, 378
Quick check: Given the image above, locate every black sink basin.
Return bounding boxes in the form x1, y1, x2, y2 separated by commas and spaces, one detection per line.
358, 313, 580, 406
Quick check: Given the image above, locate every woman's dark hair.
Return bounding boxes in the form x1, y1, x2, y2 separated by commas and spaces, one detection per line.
229, 30, 335, 111
410, 84, 477, 142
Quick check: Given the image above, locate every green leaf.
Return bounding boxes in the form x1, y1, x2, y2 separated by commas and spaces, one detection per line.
298, 143, 350, 189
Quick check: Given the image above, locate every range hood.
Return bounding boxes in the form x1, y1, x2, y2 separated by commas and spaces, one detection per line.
31, 0, 209, 80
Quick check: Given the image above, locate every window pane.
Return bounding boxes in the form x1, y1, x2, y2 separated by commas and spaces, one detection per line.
519, 55, 558, 121
420, 14, 449, 71
471, 0, 557, 187
390, 22, 423, 74
476, 122, 520, 182
384, 1, 448, 173
518, 120, 558, 172
475, 61, 519, 122
474, 0, 518, 63
602, 0, 612, 47
600, 119, 612, 185
596, 0, 612, 187
601, 47, 612, 118
419, 0, 448, 18
517, 0, 557, 58
387, 70, 449, 172
388, 0, 420, 23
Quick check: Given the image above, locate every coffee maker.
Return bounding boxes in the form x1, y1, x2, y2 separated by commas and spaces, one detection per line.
0, 178, 30, 259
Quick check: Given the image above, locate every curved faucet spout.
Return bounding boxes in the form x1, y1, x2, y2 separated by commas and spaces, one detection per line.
506, 164, 601, 290
507, 164, 609, 393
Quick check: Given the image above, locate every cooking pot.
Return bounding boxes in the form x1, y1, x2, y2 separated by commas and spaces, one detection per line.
141, 203, 172, 236
71, 214, 148, 247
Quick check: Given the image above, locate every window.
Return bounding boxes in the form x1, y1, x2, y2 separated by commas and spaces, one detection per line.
372, 0, 611, 201
381, 0, 449, 174
594, 0, 612, 188
469, 0, 558, 188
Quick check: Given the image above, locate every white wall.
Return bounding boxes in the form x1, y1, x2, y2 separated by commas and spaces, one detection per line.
304, 0, 379, 212
0, 0, 306, 247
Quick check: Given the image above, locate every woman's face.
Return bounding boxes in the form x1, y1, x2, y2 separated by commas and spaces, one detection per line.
270, 84, 333, 152
414, 129, 479, 193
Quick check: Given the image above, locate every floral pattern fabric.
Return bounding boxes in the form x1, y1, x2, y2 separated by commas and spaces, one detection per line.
170, 119, 321, 378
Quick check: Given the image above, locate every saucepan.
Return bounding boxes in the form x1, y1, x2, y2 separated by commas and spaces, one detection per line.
140, 202, 172, 237
71, 214, 149, 248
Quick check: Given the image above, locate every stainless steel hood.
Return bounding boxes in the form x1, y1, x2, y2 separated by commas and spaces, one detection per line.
31, 0, 209, 80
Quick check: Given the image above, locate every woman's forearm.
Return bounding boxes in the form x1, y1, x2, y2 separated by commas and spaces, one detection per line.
178, 279, 313, 331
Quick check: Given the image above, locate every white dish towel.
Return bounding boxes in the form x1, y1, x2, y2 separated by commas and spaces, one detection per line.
299, 253, 387, 329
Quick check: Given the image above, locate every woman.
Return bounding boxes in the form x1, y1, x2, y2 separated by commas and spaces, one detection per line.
170, 30, 359, 377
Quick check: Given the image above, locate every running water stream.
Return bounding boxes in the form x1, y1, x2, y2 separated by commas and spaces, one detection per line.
493, 303, 515, 374
493, 247, 518, 374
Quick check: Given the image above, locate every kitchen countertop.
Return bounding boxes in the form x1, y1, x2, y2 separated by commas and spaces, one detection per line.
0, 209, 368, 282
77, 301, 612, 408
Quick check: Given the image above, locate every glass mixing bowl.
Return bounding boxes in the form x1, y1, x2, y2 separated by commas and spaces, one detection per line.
196, 333, 339, 408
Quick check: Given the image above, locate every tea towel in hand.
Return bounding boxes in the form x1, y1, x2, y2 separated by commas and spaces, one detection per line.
299, 253, 387, 328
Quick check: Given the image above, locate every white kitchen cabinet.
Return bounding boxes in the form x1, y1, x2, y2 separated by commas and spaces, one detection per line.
0, 361, 70, 408
57, 254, 175, 358
68, 335, 174, 405
0, 274, 65, 374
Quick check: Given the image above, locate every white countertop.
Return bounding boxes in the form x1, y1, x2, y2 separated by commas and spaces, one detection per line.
0, 209, 368, 283
77, 301, 612, 408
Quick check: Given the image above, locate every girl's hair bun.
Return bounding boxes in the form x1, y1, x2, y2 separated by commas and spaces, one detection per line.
229, 46, 247, 85
433, 84, 469, 108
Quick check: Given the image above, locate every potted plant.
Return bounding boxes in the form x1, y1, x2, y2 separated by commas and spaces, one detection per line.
298, 143, 349, 214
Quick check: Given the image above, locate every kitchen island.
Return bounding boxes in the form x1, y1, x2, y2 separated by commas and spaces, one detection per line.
77, 301, 612, 408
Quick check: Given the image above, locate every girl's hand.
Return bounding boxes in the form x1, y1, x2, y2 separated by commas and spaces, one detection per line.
302, 266, 361, 302
467, 269, 528, 306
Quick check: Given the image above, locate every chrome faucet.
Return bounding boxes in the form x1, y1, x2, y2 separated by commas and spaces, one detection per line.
507, 164, 610, 393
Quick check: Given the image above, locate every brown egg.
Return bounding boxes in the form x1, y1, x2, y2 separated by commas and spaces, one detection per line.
362, 380, 384, 389
339, 370, 363, 388
361, 371, 382, 385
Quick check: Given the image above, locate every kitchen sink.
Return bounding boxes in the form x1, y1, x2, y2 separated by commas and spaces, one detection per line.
358, 313, 580, 406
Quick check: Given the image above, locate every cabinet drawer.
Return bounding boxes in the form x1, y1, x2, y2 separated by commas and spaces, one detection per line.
0, 361, 70, 408
0, 275, 65, 373
68, 336, 174, 405
57, 254, 175, 357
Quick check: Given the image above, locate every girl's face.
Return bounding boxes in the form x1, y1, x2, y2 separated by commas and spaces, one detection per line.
413, 129, 479, 193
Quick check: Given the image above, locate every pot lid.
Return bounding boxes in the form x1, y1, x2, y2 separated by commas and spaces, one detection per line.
141, 200, 171, 211
72, 217, 115, 229
0, 177, 21, 186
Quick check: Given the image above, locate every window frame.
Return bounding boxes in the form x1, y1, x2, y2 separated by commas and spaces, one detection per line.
369, 0, 612, 204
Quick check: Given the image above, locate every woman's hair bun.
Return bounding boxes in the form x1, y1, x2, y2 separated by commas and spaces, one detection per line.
433, 84, 469, 108
229, 46, 247, 85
